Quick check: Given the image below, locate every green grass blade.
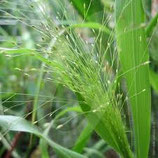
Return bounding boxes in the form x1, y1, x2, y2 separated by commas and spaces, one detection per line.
149, 68, 158, 93
146, 13, 158, 37
73, 123, 93, 153
115, 0, 151, 158
0, 115, 87, 158
40, 139, 49, 158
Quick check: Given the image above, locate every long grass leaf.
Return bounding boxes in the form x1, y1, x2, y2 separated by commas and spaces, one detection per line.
73, 123, 93, 153
146, 13, 158, 36
149, 68, 158, 93
0, 115, 87, 158
115, 0, 151, 158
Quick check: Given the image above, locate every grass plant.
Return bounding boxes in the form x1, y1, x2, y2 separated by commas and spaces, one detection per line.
0, 0, 157, 157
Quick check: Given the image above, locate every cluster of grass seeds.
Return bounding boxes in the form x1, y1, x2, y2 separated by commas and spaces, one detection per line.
41, 25, 133, 157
